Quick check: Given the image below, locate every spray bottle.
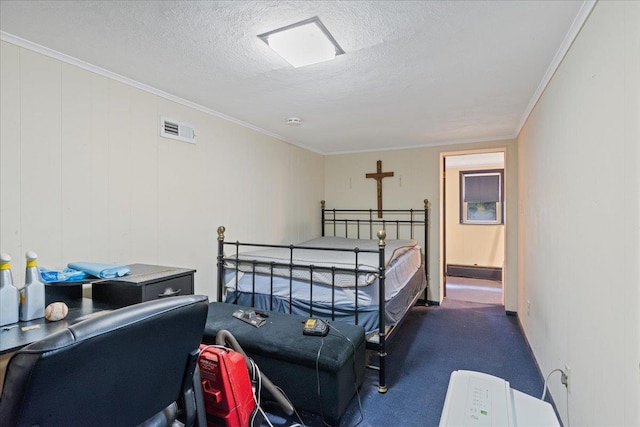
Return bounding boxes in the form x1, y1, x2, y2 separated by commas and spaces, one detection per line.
0, 253, 20, 326
20, 250, 45, 321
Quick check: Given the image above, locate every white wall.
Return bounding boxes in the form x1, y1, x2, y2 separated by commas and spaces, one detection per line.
0, 40, 324, 301
325, 139, 518, 310
517, 1, 639, 425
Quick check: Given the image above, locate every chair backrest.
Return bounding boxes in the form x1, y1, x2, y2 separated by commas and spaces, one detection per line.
0, 294, 209, 427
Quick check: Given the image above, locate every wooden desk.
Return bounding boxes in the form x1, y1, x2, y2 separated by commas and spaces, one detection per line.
0, 298, 112, 355
1, 264, 195, 354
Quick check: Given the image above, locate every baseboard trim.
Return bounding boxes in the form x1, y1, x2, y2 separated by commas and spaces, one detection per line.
515, 315, 564, 425
447, 264, 502, 281
416, 298, 440, 306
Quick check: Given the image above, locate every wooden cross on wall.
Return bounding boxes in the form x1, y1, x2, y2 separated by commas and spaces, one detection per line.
366, 160, 394, 218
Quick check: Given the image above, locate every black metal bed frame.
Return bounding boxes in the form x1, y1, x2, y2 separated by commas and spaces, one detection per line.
216, 199, 430, 393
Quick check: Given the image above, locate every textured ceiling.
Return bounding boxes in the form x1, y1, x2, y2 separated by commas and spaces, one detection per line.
0, 1, 588, 154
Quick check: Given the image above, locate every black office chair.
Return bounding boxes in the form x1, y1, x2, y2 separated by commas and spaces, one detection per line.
0, 294, 209, 427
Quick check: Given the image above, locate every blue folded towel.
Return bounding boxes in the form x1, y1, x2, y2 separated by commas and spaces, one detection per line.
40, 267, 90, 283
67, 262, 131, 279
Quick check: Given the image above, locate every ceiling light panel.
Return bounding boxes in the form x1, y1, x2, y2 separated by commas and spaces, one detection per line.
258, 17, 345, 68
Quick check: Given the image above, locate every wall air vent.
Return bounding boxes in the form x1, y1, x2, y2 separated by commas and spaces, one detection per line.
160, 117, 196, 144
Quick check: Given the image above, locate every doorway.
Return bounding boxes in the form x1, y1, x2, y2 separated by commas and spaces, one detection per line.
442, 151, 506, 305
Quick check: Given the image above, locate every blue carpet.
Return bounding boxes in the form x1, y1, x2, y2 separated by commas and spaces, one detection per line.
262, 298, 553, 427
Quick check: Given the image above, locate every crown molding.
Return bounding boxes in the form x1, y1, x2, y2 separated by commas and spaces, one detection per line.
0, 31, 297, 148
326, 134, 516, 156
515, 0, 598, 136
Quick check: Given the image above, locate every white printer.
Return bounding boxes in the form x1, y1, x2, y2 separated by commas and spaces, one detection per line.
439, 370, 561, 427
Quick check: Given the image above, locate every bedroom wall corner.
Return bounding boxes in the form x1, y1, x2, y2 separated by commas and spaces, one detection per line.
516, 1, 640, 425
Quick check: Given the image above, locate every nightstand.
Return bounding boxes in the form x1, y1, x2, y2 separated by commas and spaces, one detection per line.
91, 264, 195, 307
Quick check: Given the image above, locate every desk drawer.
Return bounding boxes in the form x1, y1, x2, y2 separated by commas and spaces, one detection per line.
143, 274, 193, 301
91, 264, 195, 308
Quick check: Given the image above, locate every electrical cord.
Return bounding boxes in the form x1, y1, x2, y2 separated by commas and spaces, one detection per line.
272, 385, 307, 427
566, 384, 571, 427
327, 324, 364, 427
206, 324, 364, 427
311, 323, 365, 427
249, 358, 272, 427
215, 329, 295, 416
315, 327, 363, 427
541, 368, 570, 427
541, 368, 564, 401
200, 344, 282, 427
314, 336, 330, 426
249, 355, 307, 427
200, 345, 264, 426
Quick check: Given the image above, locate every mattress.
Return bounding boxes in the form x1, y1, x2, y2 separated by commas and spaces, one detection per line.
223, 240, 422, 307
226, 236, 418, 287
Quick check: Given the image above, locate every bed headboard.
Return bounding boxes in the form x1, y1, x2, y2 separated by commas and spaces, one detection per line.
321, 199, 430, 288
320, 199, 430, 242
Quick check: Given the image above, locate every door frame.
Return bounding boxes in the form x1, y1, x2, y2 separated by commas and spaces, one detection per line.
439, 148, 508, 306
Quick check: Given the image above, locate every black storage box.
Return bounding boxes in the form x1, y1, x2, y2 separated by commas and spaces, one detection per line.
203, 302, 366, 424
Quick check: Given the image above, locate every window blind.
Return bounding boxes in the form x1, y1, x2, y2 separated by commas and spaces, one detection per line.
464, 174, 500, 202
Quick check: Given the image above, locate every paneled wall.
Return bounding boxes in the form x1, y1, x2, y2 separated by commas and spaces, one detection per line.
517, 2, 639, 425
0, 41, 324, 300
